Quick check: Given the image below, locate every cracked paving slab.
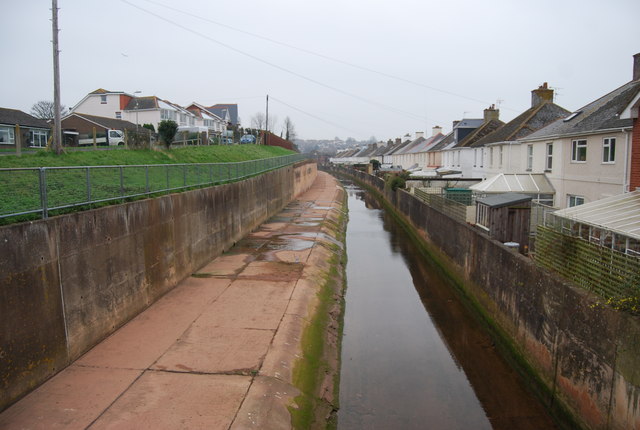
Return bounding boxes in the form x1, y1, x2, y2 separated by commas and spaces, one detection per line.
0, 171, 344, 429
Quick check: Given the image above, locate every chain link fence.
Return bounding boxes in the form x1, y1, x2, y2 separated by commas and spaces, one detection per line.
0, 154, 306, 221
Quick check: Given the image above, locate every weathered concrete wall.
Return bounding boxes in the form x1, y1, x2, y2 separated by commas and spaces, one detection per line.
334, 168, 639, 430
0, 161, 316, 412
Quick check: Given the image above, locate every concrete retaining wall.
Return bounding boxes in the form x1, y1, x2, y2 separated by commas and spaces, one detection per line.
336, 168, 639, 430
0, 161, 317, 411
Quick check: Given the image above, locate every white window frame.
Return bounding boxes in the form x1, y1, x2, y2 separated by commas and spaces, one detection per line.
100, 95, 107, 104
568, 195, 585, 207
602, 137, 615, 163
499, 146, 504, 169
30, 130, 48, 147
545, 143, 553, 171
0, 126, 15, 145
115, 111, 122, 119
489, 147, 494, 168
571, 139, 587, 162
526, 145, 533, 171
476, 204, 490, 231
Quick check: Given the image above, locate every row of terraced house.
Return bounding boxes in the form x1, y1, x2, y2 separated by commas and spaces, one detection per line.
332, 53, 640, 213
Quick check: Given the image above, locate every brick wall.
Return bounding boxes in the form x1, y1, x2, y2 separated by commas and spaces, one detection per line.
630, 118, 640, 190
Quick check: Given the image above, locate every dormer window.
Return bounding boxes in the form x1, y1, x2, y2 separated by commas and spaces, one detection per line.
100, 95, 107, 104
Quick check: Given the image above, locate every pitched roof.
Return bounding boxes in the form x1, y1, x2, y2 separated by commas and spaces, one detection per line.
469, 173, 555, 194
524, 80, 640, 140
393, 136, 426, 155
62, 113, 138, 130
455, 119, 504, 148
207, 104, 238, 125
405, 133, 445, 154
0, 107, 50, 129
428, 130, 454, 152
471, 102, 570, 147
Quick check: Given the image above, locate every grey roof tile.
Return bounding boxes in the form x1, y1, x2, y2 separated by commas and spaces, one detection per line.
0, 107, 50, 129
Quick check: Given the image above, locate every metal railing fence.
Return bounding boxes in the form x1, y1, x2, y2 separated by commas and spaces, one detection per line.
0, 154, 306, 220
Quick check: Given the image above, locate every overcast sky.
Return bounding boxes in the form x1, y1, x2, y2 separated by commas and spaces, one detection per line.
2, 0, 639, 141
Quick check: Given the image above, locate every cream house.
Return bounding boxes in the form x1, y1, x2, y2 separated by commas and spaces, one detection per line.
519, 61, 640, 208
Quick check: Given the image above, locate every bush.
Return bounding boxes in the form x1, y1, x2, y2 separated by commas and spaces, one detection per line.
385, 171, 410, 191
142, 123, 155, 132
158, 120, 178, 149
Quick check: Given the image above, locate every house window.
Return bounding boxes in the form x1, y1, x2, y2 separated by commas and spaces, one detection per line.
602, 137, 615, 163
568, 195, 585, 207
489, 147, 494, 168
30, 130, 48, 147
473, 149, 477, 167
499, 146, 504, 169
480, 149, 483, 168
115, 111, 122, 119
545, 143, 553, 171
526, 145, 533, 171
571, 139, 587, 162
100, 95, 107, 104
0, 126, 15, 145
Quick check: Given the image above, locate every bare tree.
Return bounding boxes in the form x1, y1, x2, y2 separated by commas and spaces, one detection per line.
282, 116, 297, 142
30, 100, 66, 120
251, 112, 278, 131
251, 112, 266, 130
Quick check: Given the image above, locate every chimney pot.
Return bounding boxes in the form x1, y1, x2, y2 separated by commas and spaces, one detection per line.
484, 105, 500, 122
531, 83, 554, 107
415, 131, 425, 139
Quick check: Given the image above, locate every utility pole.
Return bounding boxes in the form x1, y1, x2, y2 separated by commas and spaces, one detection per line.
265, 94, 269, 146
51, 0, 62, 154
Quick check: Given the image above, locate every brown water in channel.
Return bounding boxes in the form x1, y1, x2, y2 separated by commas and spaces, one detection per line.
338, 183, 557, 430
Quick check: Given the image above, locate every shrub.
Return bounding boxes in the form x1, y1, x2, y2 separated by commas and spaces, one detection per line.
158, 120, 178, 149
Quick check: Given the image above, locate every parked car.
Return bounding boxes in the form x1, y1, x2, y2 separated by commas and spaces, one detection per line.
240, 134, 256, 144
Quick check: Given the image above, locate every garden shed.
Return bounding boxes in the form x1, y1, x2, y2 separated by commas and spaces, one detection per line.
476, 193, 532, 253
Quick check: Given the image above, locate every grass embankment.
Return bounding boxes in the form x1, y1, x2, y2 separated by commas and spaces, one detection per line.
0, 145, 295, 224
0, 145, 293, 168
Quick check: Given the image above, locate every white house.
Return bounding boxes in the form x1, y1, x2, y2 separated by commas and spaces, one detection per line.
518, 59, 640, 208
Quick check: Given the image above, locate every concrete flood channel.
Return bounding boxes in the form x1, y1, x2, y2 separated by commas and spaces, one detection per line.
338, 181, 558, 430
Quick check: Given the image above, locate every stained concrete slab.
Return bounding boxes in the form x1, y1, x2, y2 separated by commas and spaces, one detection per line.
0, 171, 345, 429
89, 372, 250, 430
76, 276, 231, 370
152, 327, 274, 374
0, 365, 141, 430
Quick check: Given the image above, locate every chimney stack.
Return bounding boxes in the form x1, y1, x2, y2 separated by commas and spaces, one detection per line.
531, 82, 554, 107
484, 104, 500, 122
452, 120, 460, 129
634, 53, 640, 81
415, 131, 425, 139
395, 138, 402, 145
432, 125, 442, 136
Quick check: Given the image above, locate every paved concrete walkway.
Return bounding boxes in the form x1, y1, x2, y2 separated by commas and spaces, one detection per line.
0, 172, 344, 430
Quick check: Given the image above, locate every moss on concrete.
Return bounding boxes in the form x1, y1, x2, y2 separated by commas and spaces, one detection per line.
288, 189, 347, 430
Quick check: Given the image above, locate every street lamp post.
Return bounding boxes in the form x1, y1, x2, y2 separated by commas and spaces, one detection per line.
134, 90, 141, 133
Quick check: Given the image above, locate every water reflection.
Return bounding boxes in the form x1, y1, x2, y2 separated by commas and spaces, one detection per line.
338, 183, 556, 430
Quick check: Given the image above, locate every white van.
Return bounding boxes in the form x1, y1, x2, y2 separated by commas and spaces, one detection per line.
78, 129, 125, 146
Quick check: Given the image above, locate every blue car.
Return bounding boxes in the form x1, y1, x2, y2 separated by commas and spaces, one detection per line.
240, 134, 256, 144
